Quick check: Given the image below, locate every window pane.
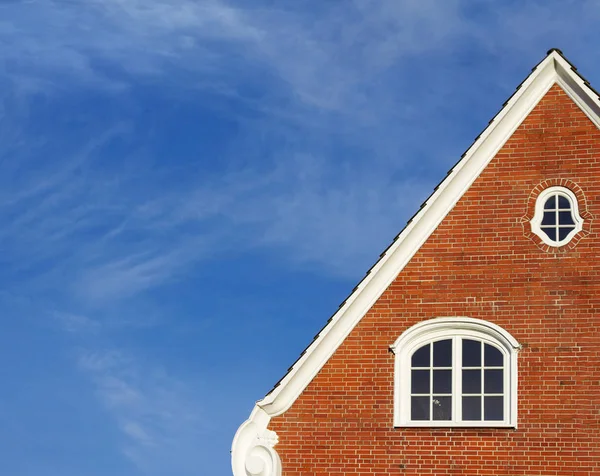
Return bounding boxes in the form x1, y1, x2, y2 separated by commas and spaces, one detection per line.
411, 396, 430, 420
462, 339, 481, 367
557, 195, 570, 209
462, 396, 481, 421
411, 344, 430, 367
462, 369, 481, 394
544, 195, 556, 209
559, 226, 574, 241
541, 212, 556, 226
484, 344, 503, 367
433, 339, 452, 367
558, 211, 575, 225
484, 369, 503, 393
542, 227, 557, 241
432, 396, 452, 421
411, 370, 430, 394
433, 370, 452, 394
484, 396, 504, 421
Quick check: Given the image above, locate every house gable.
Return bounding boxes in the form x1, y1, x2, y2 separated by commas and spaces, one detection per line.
232, 50, 600, 476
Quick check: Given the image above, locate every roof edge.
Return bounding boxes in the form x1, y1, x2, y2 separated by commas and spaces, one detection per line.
232, 50, 600, 475
256, 50, 576, 417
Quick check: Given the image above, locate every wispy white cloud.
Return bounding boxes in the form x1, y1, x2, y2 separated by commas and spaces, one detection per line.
3, 0, 600, 111
4, 0, 600, 305
54, 311, 101, 334
0, 108, 430, 306
78, 349, 206, 473
75, 248, 196, 302
167, 151, 431, 276
121, 420, 155, 447
4, 0, 599, 111
0, 0, 475, 111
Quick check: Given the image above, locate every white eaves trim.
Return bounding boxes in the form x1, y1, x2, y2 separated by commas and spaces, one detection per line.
231, 50, 600, 476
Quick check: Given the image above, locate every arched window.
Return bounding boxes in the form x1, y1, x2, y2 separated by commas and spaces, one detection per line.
531, 186, 583, 247
390, 317, 521, 427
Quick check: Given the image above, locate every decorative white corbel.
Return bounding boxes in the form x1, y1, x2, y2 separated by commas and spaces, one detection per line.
232, 407, 281, 476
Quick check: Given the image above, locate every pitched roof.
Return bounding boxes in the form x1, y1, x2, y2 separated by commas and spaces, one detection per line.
232, 49, 600, 474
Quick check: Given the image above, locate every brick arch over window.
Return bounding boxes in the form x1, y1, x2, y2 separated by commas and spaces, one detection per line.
521, 179, 593, 252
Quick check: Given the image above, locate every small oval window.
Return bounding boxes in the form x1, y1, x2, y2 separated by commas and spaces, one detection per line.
531, 186, 582, 247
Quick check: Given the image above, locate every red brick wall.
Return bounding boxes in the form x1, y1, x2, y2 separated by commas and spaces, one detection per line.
269, 85, 600, 475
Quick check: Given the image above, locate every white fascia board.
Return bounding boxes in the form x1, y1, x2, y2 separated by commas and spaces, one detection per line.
232, 51, 600, 475
552, 54, 600, 128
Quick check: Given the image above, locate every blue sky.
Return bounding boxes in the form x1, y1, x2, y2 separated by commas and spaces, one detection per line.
2, 1, 600, 475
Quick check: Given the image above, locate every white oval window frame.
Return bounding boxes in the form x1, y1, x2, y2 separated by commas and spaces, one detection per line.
530, 186, 583, 247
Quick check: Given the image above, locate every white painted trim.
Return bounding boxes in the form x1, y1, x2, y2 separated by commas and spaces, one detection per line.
390, 317, 521, 352
390, 317, 521, 427
530, 186, 583, 247
552, 56, 600, 129
232, 51, 600, 475
231, 407, 281, 476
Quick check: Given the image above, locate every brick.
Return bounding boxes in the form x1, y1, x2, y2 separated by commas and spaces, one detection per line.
269, 85, 600, 474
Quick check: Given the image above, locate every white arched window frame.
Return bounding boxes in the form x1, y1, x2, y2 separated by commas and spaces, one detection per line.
530, 186, 583, 247
390, 317, 521, 428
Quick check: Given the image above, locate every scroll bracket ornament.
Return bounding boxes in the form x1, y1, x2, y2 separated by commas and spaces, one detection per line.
232, 408, 281, 476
